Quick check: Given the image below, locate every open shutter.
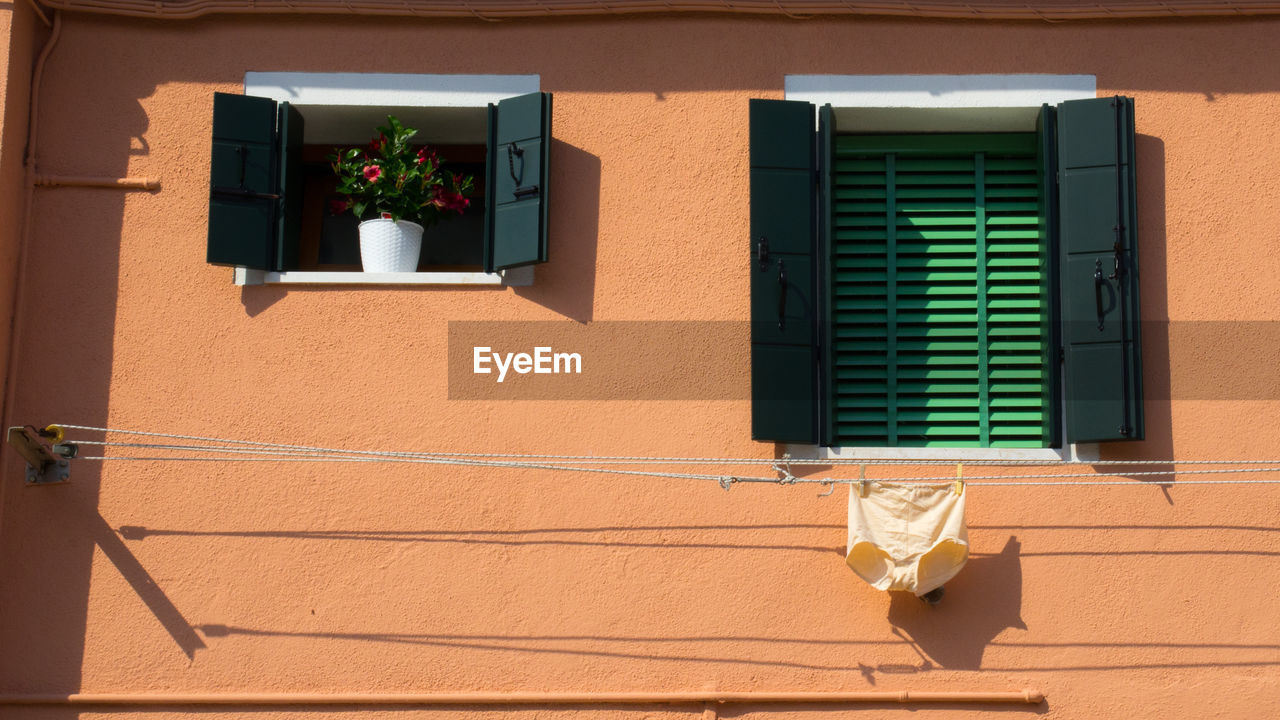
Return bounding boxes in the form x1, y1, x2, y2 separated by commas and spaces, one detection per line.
1057, 96, 1143, 442
1037, 104, 1062, 448
208, 92, 282, 270
275, 103, 305, 272
818, 104, 836, 446
750, 99, 819, 443
484, 92, 552, 273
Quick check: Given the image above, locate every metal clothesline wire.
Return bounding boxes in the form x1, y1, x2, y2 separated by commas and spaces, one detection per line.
50, 427, 1280, 488
52, 423, 1280, 467
74, 454, 1280, 486
66, 440, 1280, 481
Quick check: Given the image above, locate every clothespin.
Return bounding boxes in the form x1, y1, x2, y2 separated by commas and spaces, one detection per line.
858, 464, 869, 497
954, 463, 964, 496
772, 453, 798, 485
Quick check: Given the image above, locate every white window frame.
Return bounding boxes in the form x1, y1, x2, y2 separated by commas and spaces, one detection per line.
233, 72, 541, 287
784, 74, 1099, 462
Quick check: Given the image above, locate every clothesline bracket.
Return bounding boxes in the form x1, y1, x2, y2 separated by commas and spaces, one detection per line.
6, 425, 74, 485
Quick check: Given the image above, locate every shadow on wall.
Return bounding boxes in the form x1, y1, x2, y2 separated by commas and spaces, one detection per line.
1107, 135, 1174, 486
0, 78, 149, 689
49, 519, 1280, 683
888, 536, 1026, 670
514, 140, 600, 323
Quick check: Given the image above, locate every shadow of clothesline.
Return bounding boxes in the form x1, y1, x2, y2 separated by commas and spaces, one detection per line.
192, 622, 1280, 674
118, 525, 842, 553
119, 523, 1280, 558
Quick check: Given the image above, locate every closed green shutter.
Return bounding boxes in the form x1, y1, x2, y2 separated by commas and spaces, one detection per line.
208, 92, 287, 270
484, 92, 552, 273
1057, 96, 1143, 443
749, 99, 819, 443
832, 134, 1051, 447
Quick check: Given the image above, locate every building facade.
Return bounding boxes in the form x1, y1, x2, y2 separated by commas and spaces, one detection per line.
1, 2, 1279, 718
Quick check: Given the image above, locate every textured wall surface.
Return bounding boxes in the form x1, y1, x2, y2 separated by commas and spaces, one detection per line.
0, 12, 1279, 720
0, 1, 43, 535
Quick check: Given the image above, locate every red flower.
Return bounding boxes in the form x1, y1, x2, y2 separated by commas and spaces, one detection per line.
328, 198, 351, 215
370, 134, 387, 152
415, 146, 438, 166
430, 187, 469, 214
363, 164, 382, 182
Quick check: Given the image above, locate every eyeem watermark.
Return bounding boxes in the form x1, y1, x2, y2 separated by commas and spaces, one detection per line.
473, 346, 582, 383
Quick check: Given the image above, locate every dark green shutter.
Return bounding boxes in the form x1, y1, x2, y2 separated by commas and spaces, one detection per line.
1037, 104, 1063, 448
484, 92, 552, 273
276, 103, 305, 272
1057, 96, 1143, 443
749, 99, 818, 443
207, 92, 289, 270
818, 104, 836, 446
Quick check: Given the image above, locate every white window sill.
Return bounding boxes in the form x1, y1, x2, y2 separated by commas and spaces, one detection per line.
786, 444, 1099, 463
234, 266, 534, 287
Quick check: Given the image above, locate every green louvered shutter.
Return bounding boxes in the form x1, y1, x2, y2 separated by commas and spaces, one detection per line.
832, 135, 1051, 447
485, 92, 552, 273
749, 99, 818, 443
1057, 96, 1143, 443
208, 92, 286, 270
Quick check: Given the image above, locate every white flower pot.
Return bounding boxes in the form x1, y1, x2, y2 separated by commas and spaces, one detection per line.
358, 217, 424, 272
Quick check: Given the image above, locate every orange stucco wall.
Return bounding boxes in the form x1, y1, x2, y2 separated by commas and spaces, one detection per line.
0, 0, 43, 534
1, 11, 1279, 720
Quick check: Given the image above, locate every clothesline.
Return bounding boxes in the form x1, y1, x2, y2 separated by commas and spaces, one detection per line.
52, 423, 1280, 466
46, 423, 1280, 489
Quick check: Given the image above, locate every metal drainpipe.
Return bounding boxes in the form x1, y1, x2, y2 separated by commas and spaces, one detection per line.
1, 9, 61, 481
34, 175, 160, 190
0, 689, 1046, 706
31, 0, 1280, 21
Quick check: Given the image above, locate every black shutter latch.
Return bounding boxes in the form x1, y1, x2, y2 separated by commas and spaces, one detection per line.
1094, 259, 1106, 331
506, 143, 540, 199
757, 236, 770, 270
776, 259, 787, 331
1108, 237, 1124, 281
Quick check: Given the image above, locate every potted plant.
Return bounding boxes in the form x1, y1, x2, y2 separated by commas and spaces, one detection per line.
328, 115, 475, 272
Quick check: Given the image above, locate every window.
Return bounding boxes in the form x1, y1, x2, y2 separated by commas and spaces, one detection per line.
748, 86, 1143, 449
206, 73, 551, 284
833, 133, 1050, 448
